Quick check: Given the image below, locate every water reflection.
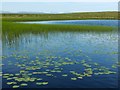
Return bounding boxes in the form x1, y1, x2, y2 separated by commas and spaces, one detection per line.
2, 31, 118, 54
21, 20, 118, 26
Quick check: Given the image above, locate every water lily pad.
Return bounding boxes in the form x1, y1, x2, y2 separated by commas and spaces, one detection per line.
71, 78, 77, 80
62, 74, 68, 77
7, 82, 17, 85
13, 85, 19, 88
21, 83, 28, 86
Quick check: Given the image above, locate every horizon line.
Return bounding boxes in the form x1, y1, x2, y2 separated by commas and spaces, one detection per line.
1, 11, 118, 14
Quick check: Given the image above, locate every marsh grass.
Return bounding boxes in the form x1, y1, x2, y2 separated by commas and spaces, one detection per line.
2, 12, 118, 21
2, 12, 118, 34
3, 22, 116, 32
2, 12, 118, 43
2, 21, 117, 45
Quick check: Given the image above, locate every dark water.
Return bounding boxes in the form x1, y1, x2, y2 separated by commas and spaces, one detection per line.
21, 20, 118, 26
2, 29, 118, 88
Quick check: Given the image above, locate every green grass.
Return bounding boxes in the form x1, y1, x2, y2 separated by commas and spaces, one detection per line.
3, 21, 117, 43
3, 21, 116, 33
2, 21, 116, 43
2, 11, 118, 22
2, 11, 118, 35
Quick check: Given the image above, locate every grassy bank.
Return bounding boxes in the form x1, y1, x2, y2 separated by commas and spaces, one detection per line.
3, 22, 116, 33
2, 11, 118, 33
2, 11, 118, 22
2, 12, 118, 44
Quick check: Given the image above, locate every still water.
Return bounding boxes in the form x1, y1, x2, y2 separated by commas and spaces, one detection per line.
20, 20, 118, 26
2, 20, 118, 88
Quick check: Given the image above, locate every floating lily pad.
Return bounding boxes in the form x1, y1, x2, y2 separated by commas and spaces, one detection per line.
13, 85, 19, 88
71, 78, 77, 80
62, 74, 68, 77
21, 83, 28, 86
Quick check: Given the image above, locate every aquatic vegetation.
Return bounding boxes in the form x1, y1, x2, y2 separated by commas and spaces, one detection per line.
20, 70, 25, 73
36, 82, 43, 85
12, 85, 19, 88
36, 82, 48, 85
77, 76, 83, 79
2, 56, 7, 59
2, 48, 118, 88
36, 78, 42, 81
21, 83, 28, 87
7, 78, 13, 80
2, 22, 118, 88
3, 76, 9, 78
112, 64, 117, 68
62, 74, 68, 77
46, 74, 53, 76
7, 82, 17, 85
94, 63, 99, 66
3, 22, 115, 34
42, 82, 48, 85
111, 52, 118, 55
15, 73, 20, 76
71, 78, 77, 80
14, 77, 36, 82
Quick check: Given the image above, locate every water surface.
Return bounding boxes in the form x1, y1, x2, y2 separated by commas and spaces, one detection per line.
2, 29, 118, 88
20, 20, 118, 26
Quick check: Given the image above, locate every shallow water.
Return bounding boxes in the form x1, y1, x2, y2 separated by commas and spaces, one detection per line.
2, 29, 118, 88
20, 20, 118, 26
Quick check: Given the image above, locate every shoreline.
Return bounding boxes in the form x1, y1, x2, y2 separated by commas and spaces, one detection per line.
2, 11, 118, 32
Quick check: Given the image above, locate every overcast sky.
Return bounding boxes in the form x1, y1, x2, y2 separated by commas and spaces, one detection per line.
2, 2, 118, 13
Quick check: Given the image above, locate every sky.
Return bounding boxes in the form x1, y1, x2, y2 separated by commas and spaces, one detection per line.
2, 0, 119, 2
2, 2, 118, 13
